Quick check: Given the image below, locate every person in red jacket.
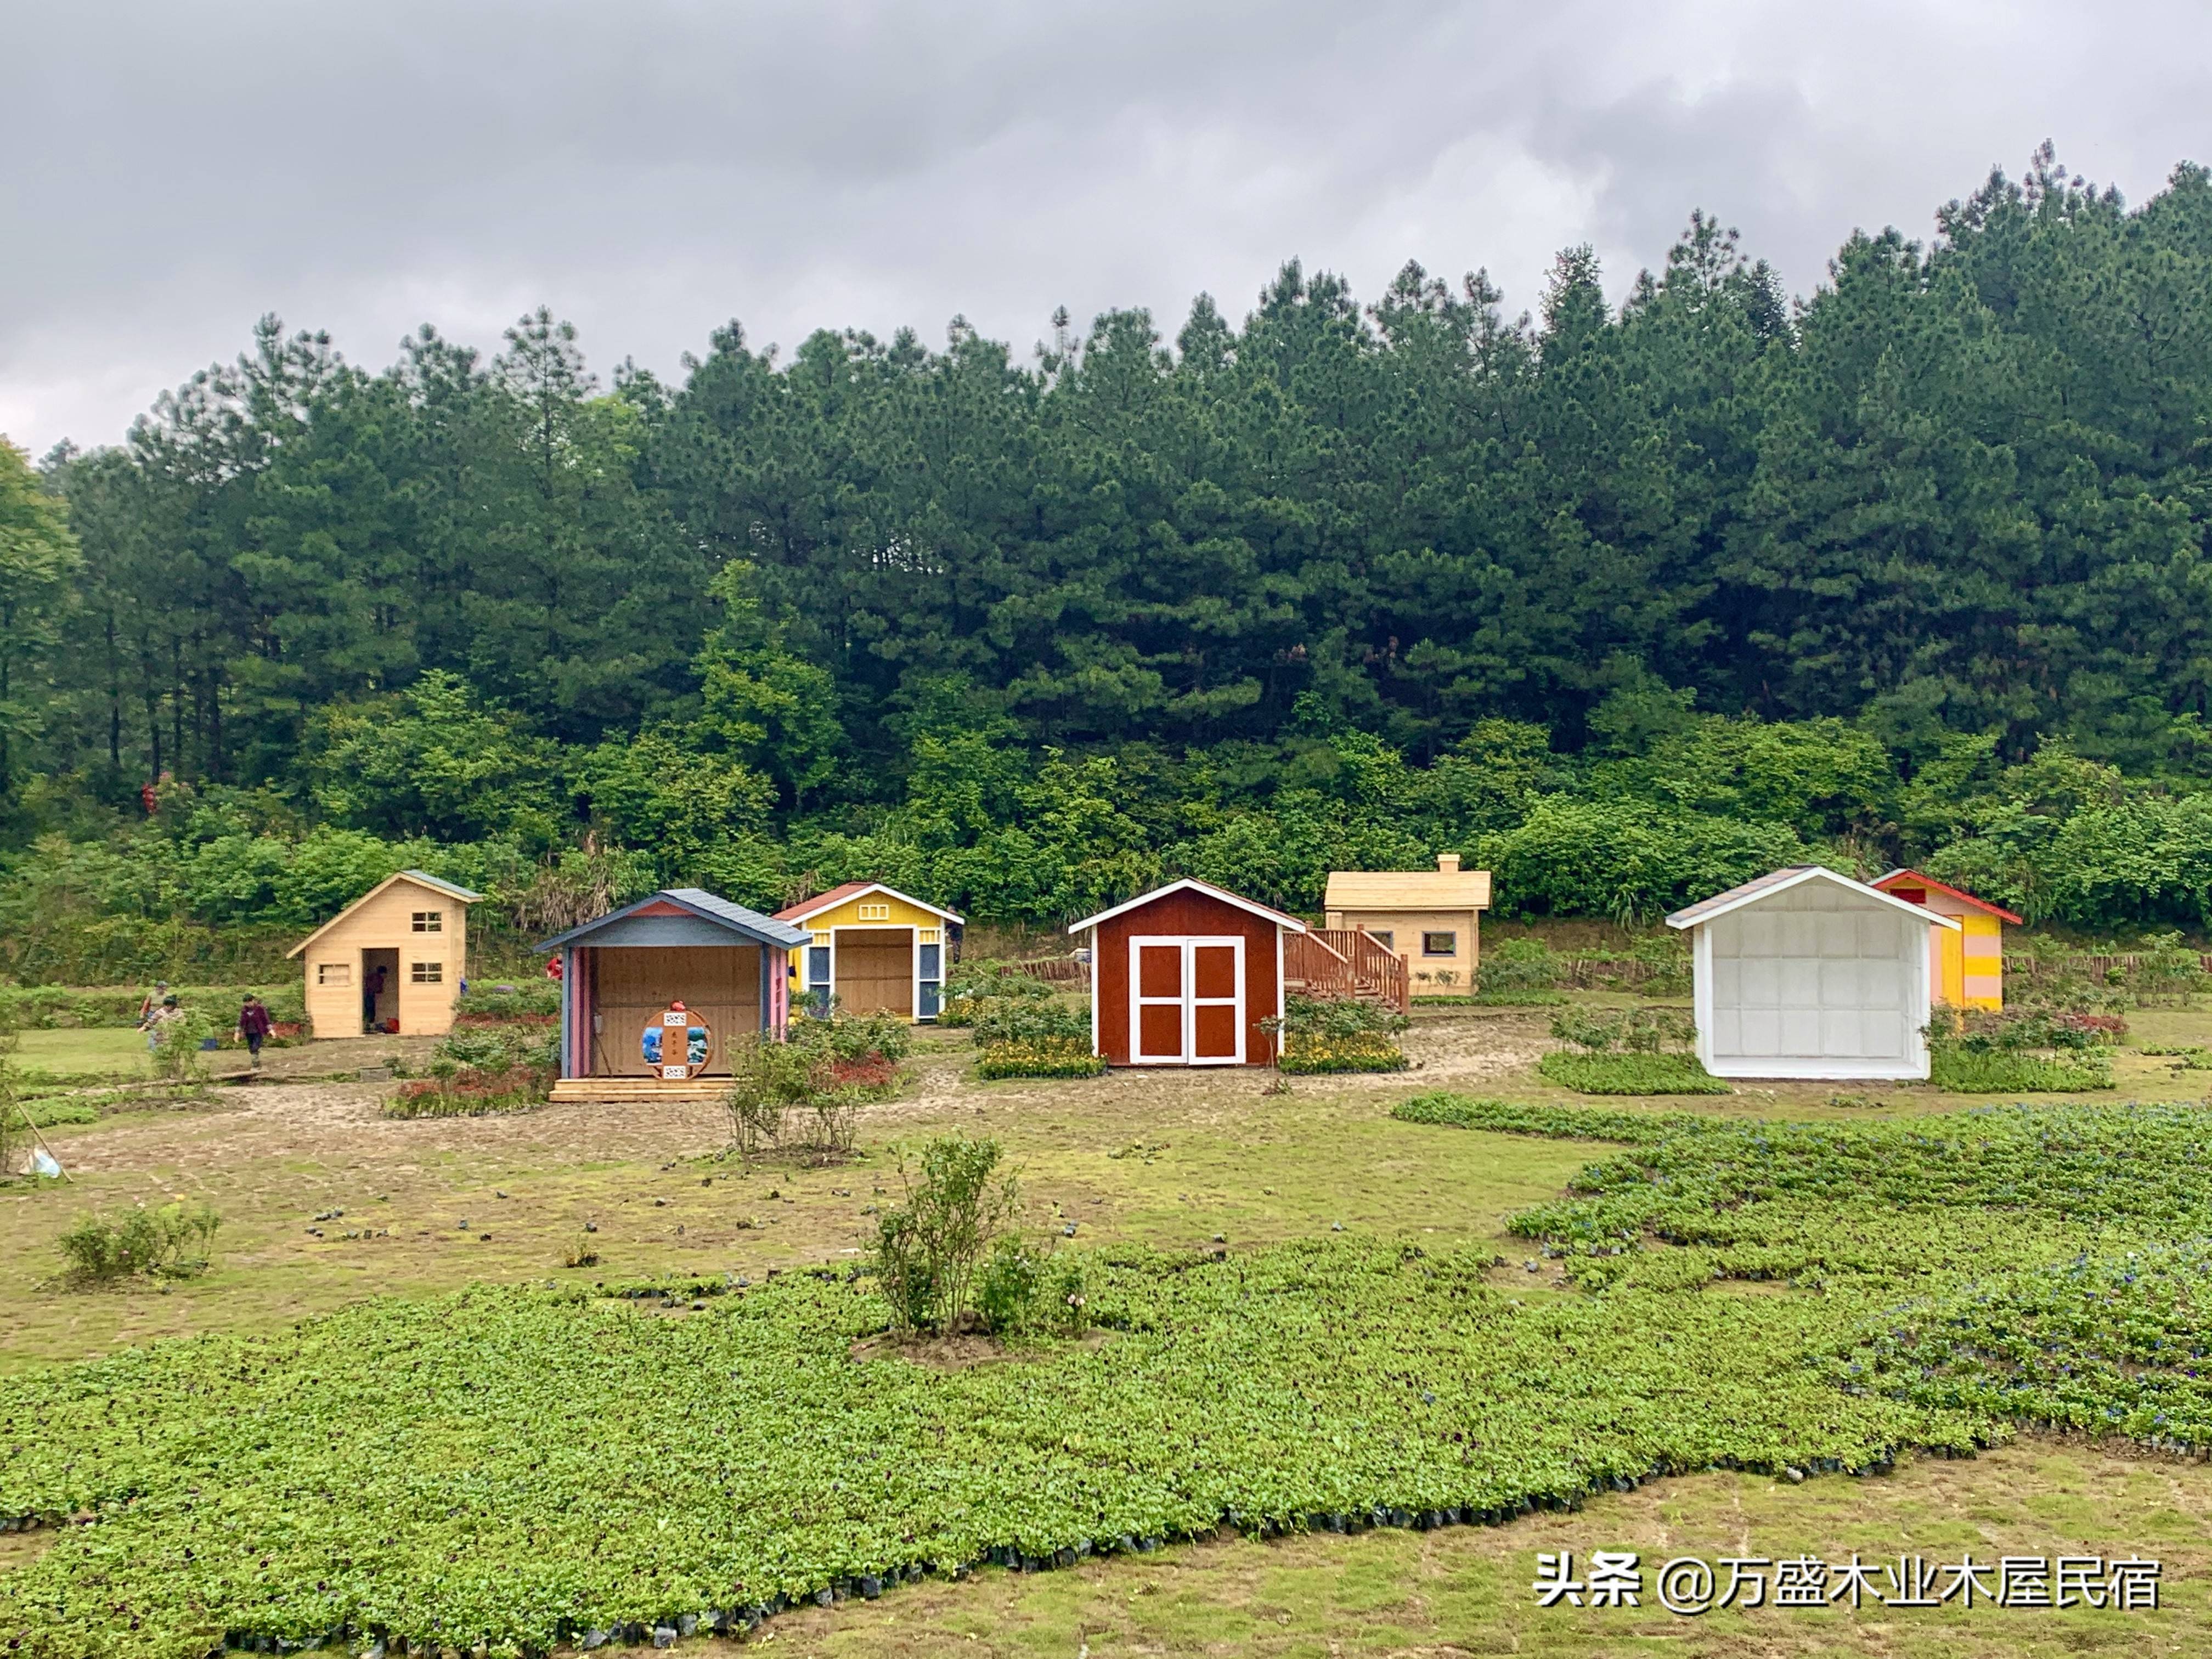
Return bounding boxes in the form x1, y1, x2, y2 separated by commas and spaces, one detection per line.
237, 993, 274, 1071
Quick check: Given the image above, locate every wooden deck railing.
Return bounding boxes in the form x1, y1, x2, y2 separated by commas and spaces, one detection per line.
1285, 928, 1410, 1011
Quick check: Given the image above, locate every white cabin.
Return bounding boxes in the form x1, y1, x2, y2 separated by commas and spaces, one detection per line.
1665, 866, 1959, 1081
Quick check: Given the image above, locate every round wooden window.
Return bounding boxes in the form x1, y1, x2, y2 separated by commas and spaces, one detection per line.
641, 1000, 714, 1081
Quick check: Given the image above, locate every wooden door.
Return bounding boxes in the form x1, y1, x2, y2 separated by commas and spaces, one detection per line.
1190, 941, 1244, 1063
1132, 939, 1187, 1062
835, 928, 913, 1017
1128, 936, 1245, 1064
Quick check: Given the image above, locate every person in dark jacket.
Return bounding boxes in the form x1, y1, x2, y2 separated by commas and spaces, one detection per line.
238, 993, 274, 1070
363, 964, 388, 1032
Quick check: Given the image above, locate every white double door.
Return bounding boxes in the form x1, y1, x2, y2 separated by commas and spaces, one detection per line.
1130, 935, 1245, 1064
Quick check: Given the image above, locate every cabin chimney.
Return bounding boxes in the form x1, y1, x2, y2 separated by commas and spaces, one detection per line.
1437, 852, 1462, 874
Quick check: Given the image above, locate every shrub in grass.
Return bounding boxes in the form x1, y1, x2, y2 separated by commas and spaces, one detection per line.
938, 962, 1054, 1027
1475, 938, 1562, 1000
455, 980, 562, 1021
1537, 1051, 1731, 1095
55, 1200, 221, 1280
724, 1013, 909, 1163
1928, 1048, 2113, 1093
874, 1134, 1019, 1334
20, 1097, 100, 1127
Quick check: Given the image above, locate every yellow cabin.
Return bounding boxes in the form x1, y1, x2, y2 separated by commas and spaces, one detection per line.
1322, 853, 1492, 996
1871, 868, 2021, 1010
771, 882, 964, 1021
287, 870, 484, 1039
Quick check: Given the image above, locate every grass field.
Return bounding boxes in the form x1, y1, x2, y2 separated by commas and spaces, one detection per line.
6, 999, 2212, 1657
10, 1026, 153, 1085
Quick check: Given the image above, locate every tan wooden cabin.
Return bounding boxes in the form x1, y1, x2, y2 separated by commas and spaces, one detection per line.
1322, 853, 1492, 996
287, 870, 484, 1039
772, 882, 964, 1021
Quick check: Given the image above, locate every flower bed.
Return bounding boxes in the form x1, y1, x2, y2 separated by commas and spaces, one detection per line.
978, 1036, 1104, 1080
386, 1064, 554, 1119
1277, 1033, 1409, 1074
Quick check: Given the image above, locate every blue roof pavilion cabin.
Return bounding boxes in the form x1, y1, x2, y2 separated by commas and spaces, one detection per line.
535, 888, 811, 1103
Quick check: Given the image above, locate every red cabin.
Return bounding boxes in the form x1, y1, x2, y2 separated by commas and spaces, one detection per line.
1067, 878, 1306, 1067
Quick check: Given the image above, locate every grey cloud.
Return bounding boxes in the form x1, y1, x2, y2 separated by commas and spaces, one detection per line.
4, 1, 2206, 452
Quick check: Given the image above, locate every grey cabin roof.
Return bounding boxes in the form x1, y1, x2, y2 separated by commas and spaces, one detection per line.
1665, 866, 1960, 932
534, 888, 812, 952
399, 869, 486, 903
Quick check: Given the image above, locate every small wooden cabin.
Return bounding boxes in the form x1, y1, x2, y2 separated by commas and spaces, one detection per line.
1323, 853, 1492, 995
535, 888, 811, 1102
771, 883, 963, 1022
1667, 866, 1958, 1081
1871, 868, 2022, 1011
1068, 878, 1305, 1067
288, 870, 484, 1039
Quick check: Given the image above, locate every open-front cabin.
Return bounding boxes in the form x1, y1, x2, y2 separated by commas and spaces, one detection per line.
771, 883, 964, 1022
288, 870, 483, 1039
537, 888, 811, 1103
1068, 878, 1304, 1068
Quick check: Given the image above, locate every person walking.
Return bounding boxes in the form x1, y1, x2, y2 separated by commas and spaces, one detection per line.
362, 964, 388, 1033
137, 980, 172, 1054
236, 992, 273, 1071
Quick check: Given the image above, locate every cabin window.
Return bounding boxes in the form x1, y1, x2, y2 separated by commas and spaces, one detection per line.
318, 962, 351, 987
410, 961, 444, 984
1421, 932, 1458, 957
411, 911, 443, 933
1367, 930, 1395, 950
918, 927, 941, 944
857, 902, 890, 921
918, 942, 943, 1020
1892, 887, 1928, 906
806, 944, 833, 1015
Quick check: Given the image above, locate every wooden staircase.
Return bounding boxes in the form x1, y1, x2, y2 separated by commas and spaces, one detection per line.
549, 1076, 730, 1105
1284, 928, 1410, 1011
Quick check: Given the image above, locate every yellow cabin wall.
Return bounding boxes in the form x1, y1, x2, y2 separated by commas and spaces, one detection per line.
1921, 902, 2005, 1011
298, 882, 471, 1039
787, 891, 953, 1022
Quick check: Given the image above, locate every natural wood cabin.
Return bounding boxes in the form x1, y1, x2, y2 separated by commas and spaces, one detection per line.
1322, 854, 1492, 997
287, 870, 483, 1039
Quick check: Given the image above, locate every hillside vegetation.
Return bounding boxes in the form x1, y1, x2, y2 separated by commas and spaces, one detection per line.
5, 149, 2212, 974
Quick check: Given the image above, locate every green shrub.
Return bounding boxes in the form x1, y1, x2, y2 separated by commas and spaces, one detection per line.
55, 1201, 221, 1280
969, 998, 1090, 1047
873, 1135, 1019, 1335
724, 1014, 907, 1162
454, 980, 561, 1020
1536, 1051, 1732, 1095
20, 1096, 100, 1127
1475, 938, 1561, 998
1928, 1048, 2114, 1093
938, 962, 1053, 1026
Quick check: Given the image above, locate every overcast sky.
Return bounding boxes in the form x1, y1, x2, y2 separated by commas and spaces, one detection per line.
5, 0, 2207, 455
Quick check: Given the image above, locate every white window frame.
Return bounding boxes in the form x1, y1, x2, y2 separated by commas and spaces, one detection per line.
1127, 934, 1245, 1066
